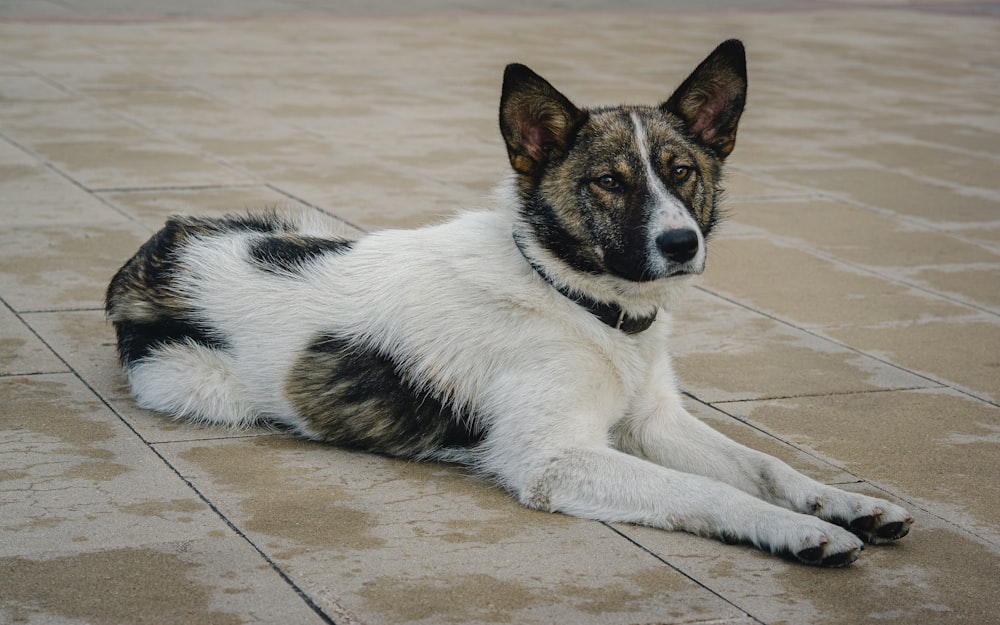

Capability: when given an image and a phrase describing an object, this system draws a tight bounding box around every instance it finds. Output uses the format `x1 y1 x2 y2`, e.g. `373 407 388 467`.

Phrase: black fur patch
520 194 605 276
114 318 227 366
106 212 304 366
285 334 482 458
183 211 300 235
249 236 353 275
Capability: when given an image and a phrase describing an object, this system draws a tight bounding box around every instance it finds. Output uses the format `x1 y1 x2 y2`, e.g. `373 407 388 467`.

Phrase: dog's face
500 40 747 284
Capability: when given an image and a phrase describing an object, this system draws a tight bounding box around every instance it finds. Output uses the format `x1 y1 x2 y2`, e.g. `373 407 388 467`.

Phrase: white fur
131 197 911 565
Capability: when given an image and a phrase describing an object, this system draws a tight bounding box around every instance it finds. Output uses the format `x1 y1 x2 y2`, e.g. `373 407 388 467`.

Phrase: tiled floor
2 2 998 624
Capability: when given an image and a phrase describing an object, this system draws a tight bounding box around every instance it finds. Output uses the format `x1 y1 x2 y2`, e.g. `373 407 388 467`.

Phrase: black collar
513 232 657 335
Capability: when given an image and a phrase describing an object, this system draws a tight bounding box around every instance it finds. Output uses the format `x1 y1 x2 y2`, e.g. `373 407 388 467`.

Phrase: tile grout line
4 296 343 625
2 63 267 196
600 522 766 625
729 232 1000 318
0 130 148 227
695 385 946 406
690 393 1000 549
691 284 1000 409
265 183 368 234
91 183 265 194
4 114 361 236
731 165 1000 242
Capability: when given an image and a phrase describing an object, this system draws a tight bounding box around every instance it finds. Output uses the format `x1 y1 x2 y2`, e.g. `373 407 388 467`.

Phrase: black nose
656 229 700 264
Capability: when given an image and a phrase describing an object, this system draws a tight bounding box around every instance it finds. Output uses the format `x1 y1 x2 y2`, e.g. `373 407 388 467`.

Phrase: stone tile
0 306 67 376
99 185 360 234
81 88 324 166
0 74 72 103
30 136 254 191
730 123 848 170
284 173 481 231
724 168 811 200
831 140 1000 190
911 266 1000 312
687 399 858 486
20 309 128 402
729 198 1000 270
722 388 1000 544
84 88 237 120
159 435 750 625
781 167 1000 225
0 374 228 555
0 221 149 312
0 538 327 625
0 138 34 166
879 120 1000 158
670 289 938 403
171 132 358 183
825 319 1000 402
699 237 976 329
950 223 1000 246
0 0 79 19
0 99 149 145
1 96 254 191
0 149 131 227
617 512 1000 625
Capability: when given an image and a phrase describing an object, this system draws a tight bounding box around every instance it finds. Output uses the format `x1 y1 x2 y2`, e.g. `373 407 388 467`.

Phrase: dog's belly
284 332 483 458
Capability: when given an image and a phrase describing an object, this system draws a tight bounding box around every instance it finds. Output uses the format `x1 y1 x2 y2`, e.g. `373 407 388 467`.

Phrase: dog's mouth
601 250 699 283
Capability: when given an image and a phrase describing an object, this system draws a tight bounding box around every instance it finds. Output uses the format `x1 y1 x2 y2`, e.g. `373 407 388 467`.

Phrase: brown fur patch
285 333 482 458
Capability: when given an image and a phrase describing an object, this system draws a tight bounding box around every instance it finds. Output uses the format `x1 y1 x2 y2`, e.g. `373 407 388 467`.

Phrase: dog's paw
790 523 864 567
843 505 914 545
760 515 865 567
806 490 913 545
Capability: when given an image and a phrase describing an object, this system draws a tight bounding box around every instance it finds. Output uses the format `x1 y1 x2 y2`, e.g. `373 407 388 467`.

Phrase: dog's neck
512 231 657 335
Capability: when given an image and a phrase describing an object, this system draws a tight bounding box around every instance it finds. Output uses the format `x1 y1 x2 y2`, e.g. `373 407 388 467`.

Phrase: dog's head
500 40 746 285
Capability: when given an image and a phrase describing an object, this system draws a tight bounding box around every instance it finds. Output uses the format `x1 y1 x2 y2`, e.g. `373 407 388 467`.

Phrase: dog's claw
836 508 913 545
794 543 861 567
875 519 912 541
821 547 861 567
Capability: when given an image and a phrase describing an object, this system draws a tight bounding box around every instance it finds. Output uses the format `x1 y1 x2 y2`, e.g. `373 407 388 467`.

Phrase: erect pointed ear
499 64 587 177
662 39 747 159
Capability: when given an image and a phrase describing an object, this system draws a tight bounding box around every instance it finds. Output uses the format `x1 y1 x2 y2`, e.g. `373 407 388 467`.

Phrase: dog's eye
671 166 694 183
594 175 623 191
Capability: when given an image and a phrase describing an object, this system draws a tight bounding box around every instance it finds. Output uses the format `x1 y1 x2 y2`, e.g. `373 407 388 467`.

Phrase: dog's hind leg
125 341 258 428
515 445 864 566
614 394 913 545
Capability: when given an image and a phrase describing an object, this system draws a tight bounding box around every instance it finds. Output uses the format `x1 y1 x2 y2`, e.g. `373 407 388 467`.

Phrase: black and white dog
107 40 912 566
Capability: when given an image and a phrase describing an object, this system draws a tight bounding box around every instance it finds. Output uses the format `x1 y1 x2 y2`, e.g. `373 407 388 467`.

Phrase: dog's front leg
513 445 864 566
615 386 913 546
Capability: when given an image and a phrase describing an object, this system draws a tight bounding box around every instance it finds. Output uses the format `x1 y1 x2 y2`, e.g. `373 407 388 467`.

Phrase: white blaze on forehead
629 112 687 223
630 111 707 275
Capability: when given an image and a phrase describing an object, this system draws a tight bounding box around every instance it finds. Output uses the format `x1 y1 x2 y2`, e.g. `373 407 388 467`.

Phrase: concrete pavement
1 1 998 623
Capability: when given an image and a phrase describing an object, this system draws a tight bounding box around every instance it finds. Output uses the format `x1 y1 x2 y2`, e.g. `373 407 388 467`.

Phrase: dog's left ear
499 64 587 177
662 39 747 159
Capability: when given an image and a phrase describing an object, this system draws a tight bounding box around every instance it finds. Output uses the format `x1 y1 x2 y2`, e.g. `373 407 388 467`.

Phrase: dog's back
105 208 560 459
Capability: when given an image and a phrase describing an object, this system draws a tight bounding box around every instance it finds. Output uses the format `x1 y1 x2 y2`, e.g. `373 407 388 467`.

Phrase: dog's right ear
499 64 586 177
662 39 747 160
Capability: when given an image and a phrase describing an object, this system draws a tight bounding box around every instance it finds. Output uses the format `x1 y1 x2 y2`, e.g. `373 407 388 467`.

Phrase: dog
106 40 912 566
